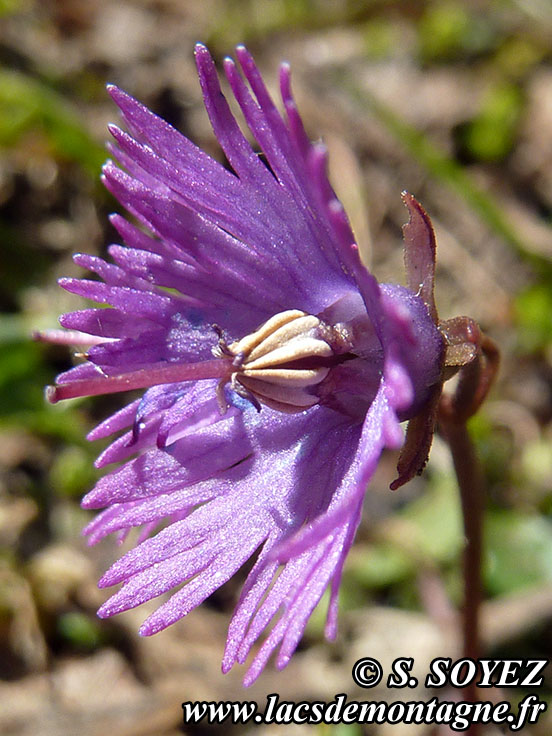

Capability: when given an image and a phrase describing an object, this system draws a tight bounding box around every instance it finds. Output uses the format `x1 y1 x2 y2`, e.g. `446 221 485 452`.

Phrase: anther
218 310 340 413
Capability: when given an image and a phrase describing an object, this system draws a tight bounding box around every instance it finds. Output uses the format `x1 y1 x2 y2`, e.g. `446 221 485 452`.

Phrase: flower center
214 310 353 413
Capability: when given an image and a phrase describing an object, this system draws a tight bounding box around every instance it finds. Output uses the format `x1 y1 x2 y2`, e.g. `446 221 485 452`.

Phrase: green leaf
347 542 412 589
49 446 98 498
418 2 496 62
347 472 463 591
461 83 523 162
514 283 552 352
399 471 463 563
57 612 103 650
484 511 552 595
0 68 105 177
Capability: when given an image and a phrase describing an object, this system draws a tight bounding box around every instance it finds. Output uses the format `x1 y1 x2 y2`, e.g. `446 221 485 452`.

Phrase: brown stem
442 419 484 666
437 415 484 736
437 338 499 736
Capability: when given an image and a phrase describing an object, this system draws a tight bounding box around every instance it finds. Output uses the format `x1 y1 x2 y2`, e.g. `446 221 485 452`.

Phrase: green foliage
362 18 397 60
57 612 104 650
347 471 462 591
0 225 51 303
0 69 105 177
460 82 523 162
400 471 463 562
514 283 552 352
468 413 514 490
0 339 45 416
0 0 23 18
484 511 552 595
327 725 363 736
49 446 98 498
494 35 546 80
348 542 413 589
0 333 88 445
520 439 552 499
419 2 495 63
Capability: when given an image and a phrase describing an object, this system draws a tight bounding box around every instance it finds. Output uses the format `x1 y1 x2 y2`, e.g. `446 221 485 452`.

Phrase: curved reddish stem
438 336 500 735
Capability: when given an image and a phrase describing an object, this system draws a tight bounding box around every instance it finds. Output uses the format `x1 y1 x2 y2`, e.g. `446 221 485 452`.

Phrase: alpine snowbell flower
45 45 448 685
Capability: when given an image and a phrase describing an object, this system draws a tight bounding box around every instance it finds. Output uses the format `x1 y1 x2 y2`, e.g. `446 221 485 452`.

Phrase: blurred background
1 0 552 734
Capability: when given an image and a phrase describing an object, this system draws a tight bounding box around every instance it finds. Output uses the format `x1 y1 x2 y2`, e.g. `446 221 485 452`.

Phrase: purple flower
45 44 445 685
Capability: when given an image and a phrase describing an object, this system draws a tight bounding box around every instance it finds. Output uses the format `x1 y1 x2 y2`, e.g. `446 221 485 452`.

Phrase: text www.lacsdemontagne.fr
182 692 546 731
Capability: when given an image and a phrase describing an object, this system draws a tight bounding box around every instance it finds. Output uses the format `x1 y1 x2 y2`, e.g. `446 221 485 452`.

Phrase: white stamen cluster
216 310 335 413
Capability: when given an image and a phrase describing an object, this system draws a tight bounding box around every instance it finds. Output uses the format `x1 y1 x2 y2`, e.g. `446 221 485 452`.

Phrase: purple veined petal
99 535 231 615
109 212 198 268
382 350 414 416
221 409 362 675
232 46 311 200
83 478 217 544
278 62 360 280
84 503 132 545
105 139 170 200
104 127 280 250
279 62 311 161
195 44 279 191
198 48 348 300
54 362 103 386
306 145 360 275
270 381 399 564
72 252 158 293
107 72 356 315
85 409 251 507
93 412 165 470
90 388 181 465
60 307 160 339
85 326 216 373
87 398 142 441
85 334 190 373
97 407 353 623
87 381 202 450
94 455 257 588
199 44 348 288
224 53 348 282
59 277 186 323
156 392 236 449
379 284 444 418
134 381 198 427
103 169 294 307
232 46 359 278
105 245 282 325
102 152 325 311
221 536 281 674
241 537 344 686
107 83 241 199
324 495 364 641
137 541 263 636
235 487 364 685
122 411 338 626
274 530 352 666
235 547 326 668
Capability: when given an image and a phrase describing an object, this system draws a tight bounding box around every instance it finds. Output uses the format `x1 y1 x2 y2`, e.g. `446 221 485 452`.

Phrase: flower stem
441 417 484 717
438 337 498 736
